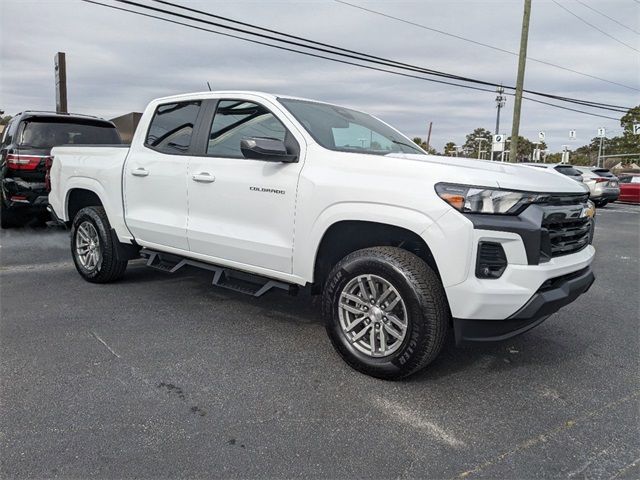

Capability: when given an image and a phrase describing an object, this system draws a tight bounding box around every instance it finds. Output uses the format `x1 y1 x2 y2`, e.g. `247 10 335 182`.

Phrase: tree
443 142 457 156
412 137 438 155
547 104 640 167
0 115 12 126
506 135 546 162
462 127 492 159
614 105 640 154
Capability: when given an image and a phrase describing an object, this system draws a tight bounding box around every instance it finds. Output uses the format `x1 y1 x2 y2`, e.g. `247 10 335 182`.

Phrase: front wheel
322 247 449 380
71 206 127 283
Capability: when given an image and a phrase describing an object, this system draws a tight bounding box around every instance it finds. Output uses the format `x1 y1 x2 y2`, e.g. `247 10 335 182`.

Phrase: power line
335 0 639 92
80 0 628 119
522 96 620 120
126 0 631 112
79 0 497 94
551 0 639 52
574 0 640 35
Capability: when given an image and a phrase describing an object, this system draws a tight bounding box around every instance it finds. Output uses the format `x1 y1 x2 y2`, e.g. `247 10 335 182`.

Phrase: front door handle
131 167 149 177
192 172 215 183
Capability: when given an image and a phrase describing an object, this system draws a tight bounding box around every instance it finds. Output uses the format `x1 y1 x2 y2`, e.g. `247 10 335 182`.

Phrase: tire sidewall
323 253 433 378
71 208 109 280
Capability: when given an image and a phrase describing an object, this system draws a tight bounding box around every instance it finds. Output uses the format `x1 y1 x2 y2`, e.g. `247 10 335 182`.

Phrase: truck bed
49 145 132 242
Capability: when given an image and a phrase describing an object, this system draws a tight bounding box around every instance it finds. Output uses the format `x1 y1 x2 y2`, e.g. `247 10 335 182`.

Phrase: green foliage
506 135 547 162
412 136 438 155
552 105 640 166
462 127 492 159
443 141 457 156
0 115 12 126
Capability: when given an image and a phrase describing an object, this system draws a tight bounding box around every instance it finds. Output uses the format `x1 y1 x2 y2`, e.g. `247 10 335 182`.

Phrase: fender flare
295 201 439 282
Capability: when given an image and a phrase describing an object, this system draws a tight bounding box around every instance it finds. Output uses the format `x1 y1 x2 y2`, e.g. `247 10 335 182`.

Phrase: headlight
584 200 596 218
435 183 543 215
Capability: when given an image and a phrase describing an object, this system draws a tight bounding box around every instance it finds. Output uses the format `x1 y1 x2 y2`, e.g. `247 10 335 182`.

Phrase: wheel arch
310 219 442 294
66 188 104 223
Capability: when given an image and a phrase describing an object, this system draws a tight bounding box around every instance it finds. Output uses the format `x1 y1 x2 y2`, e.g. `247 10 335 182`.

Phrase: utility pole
425 122 433 152
54 52 68 114
493 85 506 161
509 0 532 163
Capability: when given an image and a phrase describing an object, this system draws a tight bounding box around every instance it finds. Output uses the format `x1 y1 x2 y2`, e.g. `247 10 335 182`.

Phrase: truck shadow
118 264 583 382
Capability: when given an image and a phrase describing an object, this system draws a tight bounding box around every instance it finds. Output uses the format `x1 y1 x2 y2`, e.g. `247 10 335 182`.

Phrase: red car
618 174 640 204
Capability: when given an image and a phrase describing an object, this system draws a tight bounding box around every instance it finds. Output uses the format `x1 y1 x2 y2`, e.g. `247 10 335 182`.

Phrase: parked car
617 174 640 204
48 91 595 379
0 111 121 228
522 163 586 183
574 166 619 207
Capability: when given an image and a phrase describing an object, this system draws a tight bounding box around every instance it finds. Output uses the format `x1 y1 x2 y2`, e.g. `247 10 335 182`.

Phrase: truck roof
153 90 343 107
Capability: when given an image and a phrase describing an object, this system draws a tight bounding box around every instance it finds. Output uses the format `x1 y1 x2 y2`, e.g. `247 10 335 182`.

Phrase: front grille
538 193 589 206
543 217 591 257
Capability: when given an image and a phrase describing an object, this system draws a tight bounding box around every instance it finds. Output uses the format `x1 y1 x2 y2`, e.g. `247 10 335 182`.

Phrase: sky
1 0 638 152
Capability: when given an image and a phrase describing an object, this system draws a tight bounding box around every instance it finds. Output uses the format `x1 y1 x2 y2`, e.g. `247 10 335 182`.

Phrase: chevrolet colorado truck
48 91 595 379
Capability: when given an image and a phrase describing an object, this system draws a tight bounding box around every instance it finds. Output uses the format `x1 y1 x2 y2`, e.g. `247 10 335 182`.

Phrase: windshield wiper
391 140 421 152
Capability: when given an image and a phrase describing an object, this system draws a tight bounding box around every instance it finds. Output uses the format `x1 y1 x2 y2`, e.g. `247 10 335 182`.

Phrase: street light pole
476 138 487 160
493 86 506 161
509 0 532 163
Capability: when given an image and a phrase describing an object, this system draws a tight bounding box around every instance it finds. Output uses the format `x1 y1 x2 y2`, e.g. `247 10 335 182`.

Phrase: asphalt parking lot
1 203 639 479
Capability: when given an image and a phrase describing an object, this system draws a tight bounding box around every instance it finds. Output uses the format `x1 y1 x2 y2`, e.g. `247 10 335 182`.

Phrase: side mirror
240 137 297 163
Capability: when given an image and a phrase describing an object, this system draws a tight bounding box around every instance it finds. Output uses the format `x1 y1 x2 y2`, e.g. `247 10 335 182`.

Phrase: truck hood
386 153 589 194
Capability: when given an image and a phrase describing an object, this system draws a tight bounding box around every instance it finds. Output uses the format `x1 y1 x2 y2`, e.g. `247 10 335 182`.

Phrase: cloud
1 0 637 152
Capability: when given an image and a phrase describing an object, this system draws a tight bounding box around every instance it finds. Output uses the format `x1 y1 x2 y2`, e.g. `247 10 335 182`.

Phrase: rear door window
18 119 121 149
145 101 201 154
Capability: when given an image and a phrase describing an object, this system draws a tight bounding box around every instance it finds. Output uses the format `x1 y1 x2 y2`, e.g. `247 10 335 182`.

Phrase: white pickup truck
49 91 595 379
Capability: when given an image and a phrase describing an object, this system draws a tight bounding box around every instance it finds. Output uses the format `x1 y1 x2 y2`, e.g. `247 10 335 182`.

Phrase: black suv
0 112 121 228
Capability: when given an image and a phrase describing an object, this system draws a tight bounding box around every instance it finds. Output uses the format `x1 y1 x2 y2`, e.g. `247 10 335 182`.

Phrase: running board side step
140 249 293 297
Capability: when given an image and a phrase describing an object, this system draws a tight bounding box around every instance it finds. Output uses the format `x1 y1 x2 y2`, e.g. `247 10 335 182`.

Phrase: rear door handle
131 167 149 177
192 172 215 183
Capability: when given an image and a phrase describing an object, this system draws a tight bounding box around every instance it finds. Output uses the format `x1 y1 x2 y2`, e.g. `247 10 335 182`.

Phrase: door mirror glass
240 137 297 162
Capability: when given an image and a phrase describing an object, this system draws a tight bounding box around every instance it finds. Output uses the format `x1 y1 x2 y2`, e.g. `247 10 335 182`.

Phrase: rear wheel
71 206 127 283
322 247 448 380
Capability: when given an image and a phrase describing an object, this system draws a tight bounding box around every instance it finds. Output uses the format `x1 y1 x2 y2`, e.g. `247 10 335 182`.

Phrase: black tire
71 206 127 283
322 246 448 380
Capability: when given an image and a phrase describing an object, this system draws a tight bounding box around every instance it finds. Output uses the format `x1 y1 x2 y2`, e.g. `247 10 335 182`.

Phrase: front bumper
453 265 594 343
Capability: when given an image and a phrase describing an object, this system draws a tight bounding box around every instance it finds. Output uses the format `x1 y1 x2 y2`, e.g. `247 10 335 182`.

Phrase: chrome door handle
131 167 149 177
192 172 215 183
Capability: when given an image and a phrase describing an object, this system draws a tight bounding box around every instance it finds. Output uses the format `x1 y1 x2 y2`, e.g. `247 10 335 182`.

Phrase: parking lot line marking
608 456 640 480
90 330 121 358
373 397 465 448
455 390 640 479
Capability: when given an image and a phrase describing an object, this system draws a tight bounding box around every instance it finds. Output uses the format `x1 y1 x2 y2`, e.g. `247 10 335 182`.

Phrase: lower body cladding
429 198 596 345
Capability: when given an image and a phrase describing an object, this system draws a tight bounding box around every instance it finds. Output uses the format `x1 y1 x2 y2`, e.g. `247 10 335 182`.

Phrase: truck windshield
19 119 121 149
278 98 423 156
